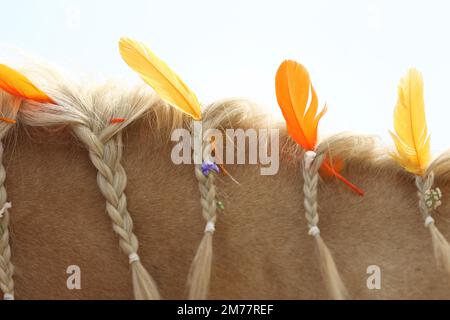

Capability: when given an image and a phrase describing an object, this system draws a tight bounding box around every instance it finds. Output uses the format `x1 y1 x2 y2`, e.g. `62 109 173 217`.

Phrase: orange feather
111 118 126 124
0 64 54 104
0 117 16 124
275 60 326 150
275 60 364 196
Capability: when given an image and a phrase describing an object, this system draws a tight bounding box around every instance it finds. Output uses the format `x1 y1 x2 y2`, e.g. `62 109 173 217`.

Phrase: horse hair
302 151 348 299
0 94 20 300
1 63 450 299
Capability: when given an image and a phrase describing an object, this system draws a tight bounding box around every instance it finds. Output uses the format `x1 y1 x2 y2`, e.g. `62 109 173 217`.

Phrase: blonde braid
73 124 160 300
416 174 434 221
188 140 218 300
0 97 19 300
302 151 348 300
303 152 323 232
0 140 14 300
416 173 450 276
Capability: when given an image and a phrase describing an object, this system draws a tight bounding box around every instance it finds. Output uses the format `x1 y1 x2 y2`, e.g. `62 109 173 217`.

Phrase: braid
0 140 14 300
416 173 450 276
73 124 160 300
196 142 217 225
302 151 348 300
0 97 19 300
188 139 218 299
303 152 323 232
415 173 434 221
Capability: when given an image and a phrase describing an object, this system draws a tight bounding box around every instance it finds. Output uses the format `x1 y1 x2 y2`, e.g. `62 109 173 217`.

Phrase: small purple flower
202 161 220 176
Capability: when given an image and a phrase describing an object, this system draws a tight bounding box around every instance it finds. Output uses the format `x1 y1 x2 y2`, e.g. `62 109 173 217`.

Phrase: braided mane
1 64 450 299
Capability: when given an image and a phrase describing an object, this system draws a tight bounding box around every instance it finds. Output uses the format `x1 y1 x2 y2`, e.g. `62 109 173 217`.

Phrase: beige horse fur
1 67 450 299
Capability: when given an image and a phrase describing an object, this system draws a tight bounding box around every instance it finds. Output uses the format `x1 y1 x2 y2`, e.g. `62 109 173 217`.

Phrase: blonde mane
1 63 450 299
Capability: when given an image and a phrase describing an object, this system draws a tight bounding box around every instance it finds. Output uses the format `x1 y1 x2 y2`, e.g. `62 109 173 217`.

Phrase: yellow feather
119 37 202 120
390 69 431 176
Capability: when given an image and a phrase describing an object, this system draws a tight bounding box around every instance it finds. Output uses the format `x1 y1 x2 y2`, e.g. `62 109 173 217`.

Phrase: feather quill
119 37 202 120
275 60 363 196
390 69 430 176
0 64 54 104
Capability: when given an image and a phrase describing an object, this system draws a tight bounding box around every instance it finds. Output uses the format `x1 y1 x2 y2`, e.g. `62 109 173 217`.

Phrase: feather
390 69 431 176
275 60 325 150
275 60 364 196
0 117 16 124
0 64 54 104
119 37 202 120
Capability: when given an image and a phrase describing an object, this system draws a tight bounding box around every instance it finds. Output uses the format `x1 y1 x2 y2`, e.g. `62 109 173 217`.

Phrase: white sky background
1 0 449 152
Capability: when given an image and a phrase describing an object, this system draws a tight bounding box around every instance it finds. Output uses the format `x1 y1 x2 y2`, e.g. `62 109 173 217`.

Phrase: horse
1 66 450 300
